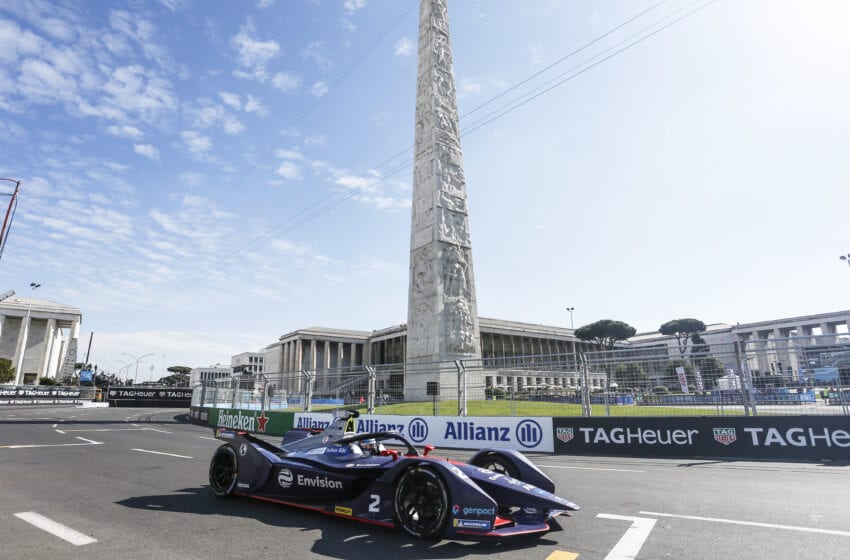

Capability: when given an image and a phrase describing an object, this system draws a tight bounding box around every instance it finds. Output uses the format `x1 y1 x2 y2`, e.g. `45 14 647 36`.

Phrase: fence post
231 376 239 409
456 360 467 417
365 366 376 415
301 370 314 412
580 353 591 417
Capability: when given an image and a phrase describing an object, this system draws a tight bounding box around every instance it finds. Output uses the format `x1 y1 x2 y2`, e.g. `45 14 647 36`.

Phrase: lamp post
15 282 41 384
121 352 153 385
114 360 132 385
841 254 850 270
565 307 575 330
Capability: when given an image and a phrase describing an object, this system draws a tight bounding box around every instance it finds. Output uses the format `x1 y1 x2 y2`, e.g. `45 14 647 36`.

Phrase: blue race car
208 410 579 540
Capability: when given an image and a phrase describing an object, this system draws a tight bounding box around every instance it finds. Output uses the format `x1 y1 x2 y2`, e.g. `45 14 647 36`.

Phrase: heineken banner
552 416 850 461
107 387 193 407
190 407 295 436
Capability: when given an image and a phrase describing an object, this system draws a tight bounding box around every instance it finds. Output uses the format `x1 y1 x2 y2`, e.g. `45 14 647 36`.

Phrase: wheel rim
396 468 448 537
476 454 517 478
209 447 237 494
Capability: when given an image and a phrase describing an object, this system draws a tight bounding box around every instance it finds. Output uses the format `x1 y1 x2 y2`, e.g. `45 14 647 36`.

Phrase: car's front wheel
470 451 519 479
208 445 238 497
393 466 449 539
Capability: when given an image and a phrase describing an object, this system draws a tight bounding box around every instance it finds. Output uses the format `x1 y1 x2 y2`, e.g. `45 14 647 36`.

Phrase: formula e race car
207 410 579 540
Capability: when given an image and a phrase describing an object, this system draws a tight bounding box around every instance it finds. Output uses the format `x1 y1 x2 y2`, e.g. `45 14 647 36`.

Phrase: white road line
598 514 657 560
132 448 193 459
51 423 58 428
639 511 850 537
62 428 150 432
145 427 171 433
14 512 97 546
198 436 218 440
55 429 66 434
538 464 645 473
0 439 103 449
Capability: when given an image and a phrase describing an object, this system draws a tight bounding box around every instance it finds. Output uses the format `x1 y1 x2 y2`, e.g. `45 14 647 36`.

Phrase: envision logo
408 417 429 443
515 419 543 448
278 468 294 488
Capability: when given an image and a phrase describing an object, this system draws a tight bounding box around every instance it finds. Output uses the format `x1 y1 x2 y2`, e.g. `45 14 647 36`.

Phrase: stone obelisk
406 0 481 399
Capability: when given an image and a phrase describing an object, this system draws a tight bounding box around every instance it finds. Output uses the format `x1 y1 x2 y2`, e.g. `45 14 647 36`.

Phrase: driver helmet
360 438 377 454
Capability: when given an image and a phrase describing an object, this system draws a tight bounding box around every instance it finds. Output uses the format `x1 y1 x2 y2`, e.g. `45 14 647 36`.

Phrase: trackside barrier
189 405 850 461
0 385 91 405
552 416 850 461
106 387 192 407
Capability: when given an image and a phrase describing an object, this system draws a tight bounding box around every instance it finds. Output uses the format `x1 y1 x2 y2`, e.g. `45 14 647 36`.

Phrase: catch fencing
192 337 850 418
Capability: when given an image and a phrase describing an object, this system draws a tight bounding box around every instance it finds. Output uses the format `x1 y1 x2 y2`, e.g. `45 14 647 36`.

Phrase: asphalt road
1 406 849 560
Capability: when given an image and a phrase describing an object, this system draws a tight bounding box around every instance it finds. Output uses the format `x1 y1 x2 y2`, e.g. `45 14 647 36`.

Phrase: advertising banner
106 387 192 407
0 385 83 405
206 408 294 435
675 366 689 394
552 416 850 461
293 413 554 452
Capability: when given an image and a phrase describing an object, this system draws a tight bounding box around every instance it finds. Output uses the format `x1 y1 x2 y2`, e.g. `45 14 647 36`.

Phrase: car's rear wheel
470 451 519 479
209 445 238 497
393 466 449 539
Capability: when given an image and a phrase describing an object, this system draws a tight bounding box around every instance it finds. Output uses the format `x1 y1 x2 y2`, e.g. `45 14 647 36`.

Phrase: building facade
0 296 81 385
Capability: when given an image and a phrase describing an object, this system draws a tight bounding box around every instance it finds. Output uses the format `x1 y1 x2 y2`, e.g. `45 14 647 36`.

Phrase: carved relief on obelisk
406 0 481 375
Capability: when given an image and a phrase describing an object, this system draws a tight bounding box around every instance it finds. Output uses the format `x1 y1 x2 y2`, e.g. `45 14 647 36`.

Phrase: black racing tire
470 451 520 479
393 466 450 539
209 445 238 497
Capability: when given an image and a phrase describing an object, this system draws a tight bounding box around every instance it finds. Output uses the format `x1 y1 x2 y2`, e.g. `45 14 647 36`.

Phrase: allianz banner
293 413 554 452
552 416 850 461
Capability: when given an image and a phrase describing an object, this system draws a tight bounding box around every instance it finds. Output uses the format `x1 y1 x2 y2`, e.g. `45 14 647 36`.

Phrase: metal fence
192 337 850 417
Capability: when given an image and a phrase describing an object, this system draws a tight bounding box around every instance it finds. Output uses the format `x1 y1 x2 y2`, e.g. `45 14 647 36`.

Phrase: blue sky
1 0 849 381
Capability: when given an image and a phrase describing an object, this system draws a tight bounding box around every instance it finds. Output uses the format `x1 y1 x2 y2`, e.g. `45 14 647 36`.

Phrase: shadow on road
116 486 563 559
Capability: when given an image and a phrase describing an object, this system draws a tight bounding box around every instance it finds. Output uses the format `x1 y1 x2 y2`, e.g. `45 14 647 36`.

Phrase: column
14 315 31 384
39 319 56 378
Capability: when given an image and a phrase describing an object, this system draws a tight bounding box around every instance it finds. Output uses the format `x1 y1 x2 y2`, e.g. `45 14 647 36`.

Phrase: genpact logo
452 504 460 515
515 419 543 448
408 417 429 443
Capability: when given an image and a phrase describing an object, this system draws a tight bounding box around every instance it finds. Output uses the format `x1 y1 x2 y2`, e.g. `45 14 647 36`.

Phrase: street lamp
114 360 132 384
565 307 575 330
840 254 850 269
15 282 41 384
121 352 154 385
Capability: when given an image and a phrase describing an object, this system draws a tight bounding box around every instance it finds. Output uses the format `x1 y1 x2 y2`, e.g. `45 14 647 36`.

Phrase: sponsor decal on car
334 506 353 516
278 468 294 488
237 482 250 489
239 443 248 456
460 506 496 517
296 474 343 489
556 427 574 443
452 504 460 515
713 427 737 446
325 445 351 456
217 429 235 439
452 519 491 530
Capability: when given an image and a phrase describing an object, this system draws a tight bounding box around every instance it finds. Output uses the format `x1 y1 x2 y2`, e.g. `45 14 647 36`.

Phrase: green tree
575 319 637 392
38 377 59 385
167 366 192 375
613 362 649 388
0 358 15 383
659 318 707 356
695 356 727 389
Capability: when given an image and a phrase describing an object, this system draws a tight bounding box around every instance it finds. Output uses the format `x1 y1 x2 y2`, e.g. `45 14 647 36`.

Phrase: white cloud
530 44 544 64
301 41 333 72
181 130 212 159
108 125 143 139
275 148 304 160
231 21 280 80
457 76 507 99
189 101 245 135
244 94 268 116
343 0 366 15
272 71 301 94
180 171 204 187
304 134 328 148
219 91 241 110
275 161 301 181
394 37 414 57
133 143 160 159
310 81 329 97
256 0 276 8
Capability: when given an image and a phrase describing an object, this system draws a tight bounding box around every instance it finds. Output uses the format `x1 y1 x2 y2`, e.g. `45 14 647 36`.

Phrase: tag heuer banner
552 416 850 461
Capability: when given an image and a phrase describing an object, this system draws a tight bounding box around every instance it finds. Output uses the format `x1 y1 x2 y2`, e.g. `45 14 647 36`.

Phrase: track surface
1 406 848 560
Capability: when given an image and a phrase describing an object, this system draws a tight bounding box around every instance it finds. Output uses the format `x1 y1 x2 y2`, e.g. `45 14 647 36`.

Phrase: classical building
189 364 231 385
0 296 81 385
230 352 265 375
